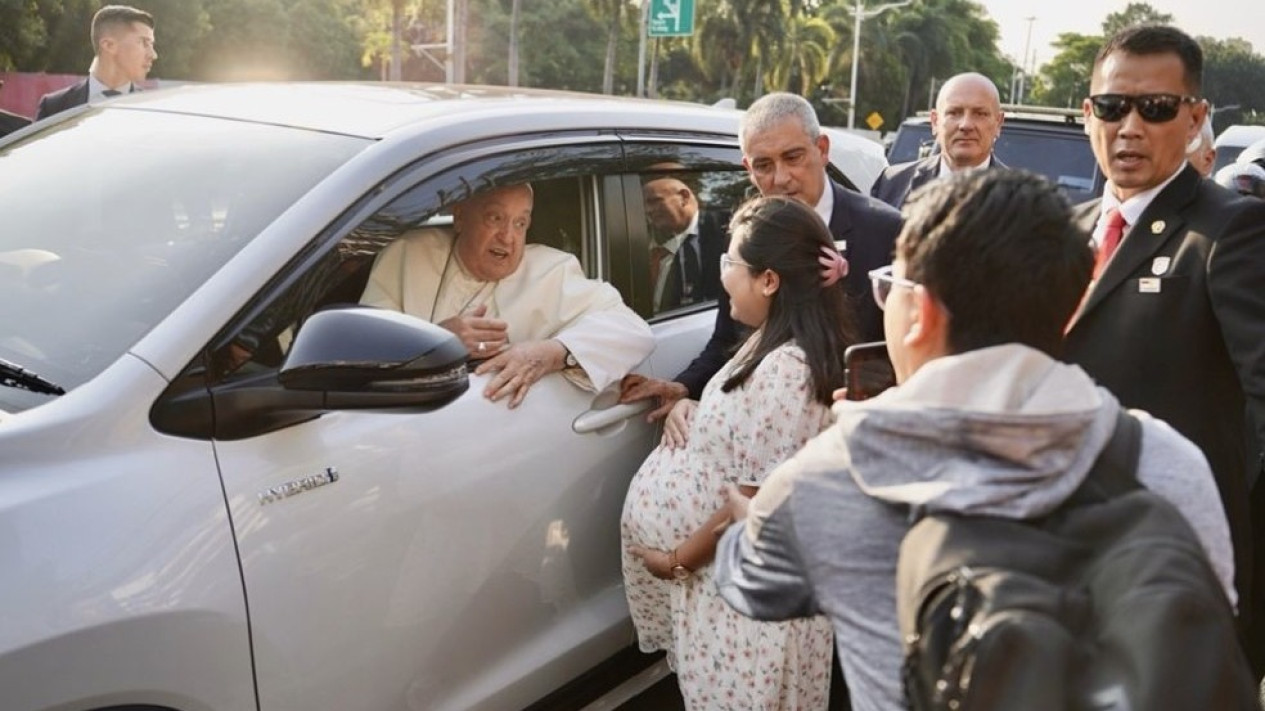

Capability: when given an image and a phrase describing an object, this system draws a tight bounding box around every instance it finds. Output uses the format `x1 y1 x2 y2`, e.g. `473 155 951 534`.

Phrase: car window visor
0 358 66 396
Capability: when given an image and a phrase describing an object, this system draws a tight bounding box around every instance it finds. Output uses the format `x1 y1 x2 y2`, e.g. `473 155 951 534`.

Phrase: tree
587 0 628 95
1029 32 1099 109
1200 36 1265 131
0 0 49 72
766 13 835 96
1101 2 1172 36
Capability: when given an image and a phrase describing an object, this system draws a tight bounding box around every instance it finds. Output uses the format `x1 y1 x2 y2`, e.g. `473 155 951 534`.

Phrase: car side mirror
280 307 468 403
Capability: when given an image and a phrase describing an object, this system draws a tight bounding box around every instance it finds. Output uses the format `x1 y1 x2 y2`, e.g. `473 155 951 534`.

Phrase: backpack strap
1062 410 1143 507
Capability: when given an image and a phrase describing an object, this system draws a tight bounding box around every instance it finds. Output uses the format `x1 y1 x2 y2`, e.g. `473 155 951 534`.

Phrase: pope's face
452 185 533 282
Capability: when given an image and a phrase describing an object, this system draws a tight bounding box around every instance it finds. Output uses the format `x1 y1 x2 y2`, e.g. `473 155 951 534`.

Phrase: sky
974 0 1265 70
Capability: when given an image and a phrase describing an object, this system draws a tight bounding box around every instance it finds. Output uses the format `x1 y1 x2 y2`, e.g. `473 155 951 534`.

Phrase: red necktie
649 244 670 290
1094 208 1127 279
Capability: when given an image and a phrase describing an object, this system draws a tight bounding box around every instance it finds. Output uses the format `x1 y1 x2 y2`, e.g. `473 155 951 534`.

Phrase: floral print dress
621 338 835 710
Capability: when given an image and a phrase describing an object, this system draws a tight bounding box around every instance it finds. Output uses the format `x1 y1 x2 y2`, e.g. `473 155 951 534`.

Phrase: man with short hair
36 5 157 121
1063 24 1265 672
870 72 1007 208
621 92 901 420
713 169 1235 710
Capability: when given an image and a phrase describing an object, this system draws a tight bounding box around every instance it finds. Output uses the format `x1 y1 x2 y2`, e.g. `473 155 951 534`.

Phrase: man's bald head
931 72 1004 171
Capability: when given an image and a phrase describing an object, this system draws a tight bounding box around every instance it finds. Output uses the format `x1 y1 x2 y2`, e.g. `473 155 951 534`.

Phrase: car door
199 136 673 710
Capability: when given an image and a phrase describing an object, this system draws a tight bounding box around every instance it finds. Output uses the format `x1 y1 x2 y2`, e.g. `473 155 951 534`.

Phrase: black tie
679 234 701 304
102 89 122 98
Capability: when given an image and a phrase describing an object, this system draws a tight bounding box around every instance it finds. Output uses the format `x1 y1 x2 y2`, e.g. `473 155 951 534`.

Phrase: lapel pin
1150 220 1165 234
1151 256 1171 275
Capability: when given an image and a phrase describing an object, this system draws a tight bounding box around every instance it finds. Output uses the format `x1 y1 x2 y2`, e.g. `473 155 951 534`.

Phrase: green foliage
1029 32 1100 109
0 0 49 71
8 0 1255 138
1101 2 1172 36
1199 36 1265 132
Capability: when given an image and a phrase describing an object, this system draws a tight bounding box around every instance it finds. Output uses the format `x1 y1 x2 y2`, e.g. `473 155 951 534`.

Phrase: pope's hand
439 305 509 357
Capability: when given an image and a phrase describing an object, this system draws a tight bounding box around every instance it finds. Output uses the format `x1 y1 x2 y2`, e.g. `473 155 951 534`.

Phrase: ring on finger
477 341 487 353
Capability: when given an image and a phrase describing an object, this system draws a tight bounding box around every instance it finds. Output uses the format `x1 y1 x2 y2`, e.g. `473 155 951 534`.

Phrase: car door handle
572 400 652 434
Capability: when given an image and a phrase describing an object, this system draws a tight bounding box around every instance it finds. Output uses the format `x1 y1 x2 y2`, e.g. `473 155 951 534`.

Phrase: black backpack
897 412 1260 711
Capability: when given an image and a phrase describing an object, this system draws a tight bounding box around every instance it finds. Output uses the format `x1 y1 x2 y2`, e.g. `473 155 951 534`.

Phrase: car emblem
1150 257 1170 275
258 467 340 505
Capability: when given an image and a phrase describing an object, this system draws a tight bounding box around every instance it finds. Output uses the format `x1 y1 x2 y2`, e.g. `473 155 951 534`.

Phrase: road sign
648 0 695 37
866 112 884 131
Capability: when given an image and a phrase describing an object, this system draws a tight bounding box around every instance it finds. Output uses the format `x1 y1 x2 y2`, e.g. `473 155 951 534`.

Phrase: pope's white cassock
361 228 653 392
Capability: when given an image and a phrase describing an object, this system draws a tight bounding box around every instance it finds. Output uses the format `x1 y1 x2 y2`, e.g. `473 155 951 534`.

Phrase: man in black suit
622 90 901 420
35 5 156 121
1063 24 1265 673
641 173 725 314
871 72 1007 209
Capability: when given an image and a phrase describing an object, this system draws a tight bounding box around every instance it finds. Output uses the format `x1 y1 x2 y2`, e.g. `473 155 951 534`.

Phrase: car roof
111 82 720 137
1214 124 1265 149
94 82 886 190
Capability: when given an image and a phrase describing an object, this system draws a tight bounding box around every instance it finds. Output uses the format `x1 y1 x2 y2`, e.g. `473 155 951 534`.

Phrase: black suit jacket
659 212 726 312
870 155 1008 209
35 79 90 121
0 109 31 138
674 182 902 398
1064 165 1265 610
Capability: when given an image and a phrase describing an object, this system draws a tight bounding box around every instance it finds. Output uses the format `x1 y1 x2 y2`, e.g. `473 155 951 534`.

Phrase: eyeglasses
1088 93 1200 124
720 253 754 271
868 265 918 309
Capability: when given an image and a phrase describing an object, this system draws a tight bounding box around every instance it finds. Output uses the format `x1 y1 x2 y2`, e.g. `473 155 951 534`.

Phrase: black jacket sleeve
673 288 743 399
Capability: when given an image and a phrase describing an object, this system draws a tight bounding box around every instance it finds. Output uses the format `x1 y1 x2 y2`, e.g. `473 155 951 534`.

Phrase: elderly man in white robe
361 183 653 408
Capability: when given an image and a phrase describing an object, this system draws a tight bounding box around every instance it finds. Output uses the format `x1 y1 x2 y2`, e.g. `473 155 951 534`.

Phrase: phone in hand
843 341 896 401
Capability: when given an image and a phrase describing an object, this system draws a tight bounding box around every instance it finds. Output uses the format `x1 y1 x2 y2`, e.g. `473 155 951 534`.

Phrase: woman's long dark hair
721 196 857 405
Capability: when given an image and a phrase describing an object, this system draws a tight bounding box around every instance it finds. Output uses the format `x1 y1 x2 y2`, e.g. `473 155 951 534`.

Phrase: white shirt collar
87 71 135 103
1094 162 1187 245
937 155 991 178
812 172 833 227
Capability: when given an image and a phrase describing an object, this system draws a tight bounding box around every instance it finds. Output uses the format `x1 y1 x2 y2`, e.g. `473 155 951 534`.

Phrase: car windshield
0 109 368 411
993 130 1100 204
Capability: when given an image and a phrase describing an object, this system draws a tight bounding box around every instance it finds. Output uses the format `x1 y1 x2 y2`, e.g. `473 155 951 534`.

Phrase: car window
0 110 367 407
208 141 623 383
615 142 748 320
632 167 748 320
993 129 1100 204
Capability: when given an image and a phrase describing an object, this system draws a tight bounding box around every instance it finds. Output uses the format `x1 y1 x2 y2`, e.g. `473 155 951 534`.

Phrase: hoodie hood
834 343 1120 519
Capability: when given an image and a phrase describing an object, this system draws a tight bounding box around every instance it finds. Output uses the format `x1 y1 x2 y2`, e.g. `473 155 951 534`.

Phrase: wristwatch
669 548 691 580
559 341 578 368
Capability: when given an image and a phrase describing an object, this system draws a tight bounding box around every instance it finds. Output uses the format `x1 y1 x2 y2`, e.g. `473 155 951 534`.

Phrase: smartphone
843 341 896 401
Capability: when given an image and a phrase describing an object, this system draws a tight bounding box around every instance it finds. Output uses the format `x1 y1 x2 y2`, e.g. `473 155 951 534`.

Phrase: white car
0 83 885 711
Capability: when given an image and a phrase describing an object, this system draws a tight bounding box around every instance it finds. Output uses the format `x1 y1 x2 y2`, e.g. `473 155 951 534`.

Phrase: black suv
885 106 1105 205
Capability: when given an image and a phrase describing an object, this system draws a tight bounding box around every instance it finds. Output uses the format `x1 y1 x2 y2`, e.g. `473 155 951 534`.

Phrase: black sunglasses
1088 93 1200 123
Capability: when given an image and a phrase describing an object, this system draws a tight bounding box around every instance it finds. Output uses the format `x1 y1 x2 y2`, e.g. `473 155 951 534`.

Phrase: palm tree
766 13 835 95
508 0 522 86
588 0 627 94
692 0 785 103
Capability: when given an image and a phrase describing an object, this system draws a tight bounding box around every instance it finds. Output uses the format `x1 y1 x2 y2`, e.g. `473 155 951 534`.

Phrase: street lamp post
848 0 914 130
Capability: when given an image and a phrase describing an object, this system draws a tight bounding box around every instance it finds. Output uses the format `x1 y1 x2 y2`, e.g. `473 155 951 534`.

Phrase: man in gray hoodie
713 169 1236 711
